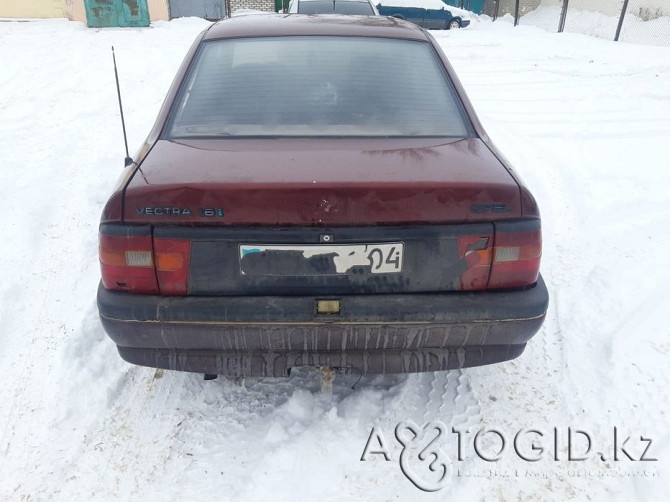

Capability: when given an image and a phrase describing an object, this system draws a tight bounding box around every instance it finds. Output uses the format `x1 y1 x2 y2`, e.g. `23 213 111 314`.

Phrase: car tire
449 19 460 29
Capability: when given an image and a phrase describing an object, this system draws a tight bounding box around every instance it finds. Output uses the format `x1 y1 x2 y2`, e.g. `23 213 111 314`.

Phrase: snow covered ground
1 14 669 501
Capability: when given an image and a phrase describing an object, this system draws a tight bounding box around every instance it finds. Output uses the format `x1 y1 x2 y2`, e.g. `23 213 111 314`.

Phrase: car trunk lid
122 137 521 226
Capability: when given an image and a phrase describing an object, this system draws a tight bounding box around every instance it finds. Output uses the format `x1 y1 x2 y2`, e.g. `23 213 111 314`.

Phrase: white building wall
231 0 275 12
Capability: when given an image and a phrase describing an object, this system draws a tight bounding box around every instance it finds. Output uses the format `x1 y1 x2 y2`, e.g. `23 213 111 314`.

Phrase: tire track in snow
421 370 482 431
52 368 189 501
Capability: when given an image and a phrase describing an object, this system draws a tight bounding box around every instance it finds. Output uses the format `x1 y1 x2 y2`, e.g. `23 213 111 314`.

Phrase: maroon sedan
97 14 548 377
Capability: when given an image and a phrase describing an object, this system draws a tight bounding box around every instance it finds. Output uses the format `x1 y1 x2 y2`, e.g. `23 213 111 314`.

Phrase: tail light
458 235 493 291
154 238 191 296
99 226 158 294
488 221 542 289
458 220 542 291
99 225 191 296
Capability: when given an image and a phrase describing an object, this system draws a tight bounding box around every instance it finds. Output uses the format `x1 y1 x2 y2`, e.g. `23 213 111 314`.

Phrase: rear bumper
97 276 548 376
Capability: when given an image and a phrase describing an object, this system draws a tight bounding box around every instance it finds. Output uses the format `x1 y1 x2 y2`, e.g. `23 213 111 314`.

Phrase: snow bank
521 4 619 38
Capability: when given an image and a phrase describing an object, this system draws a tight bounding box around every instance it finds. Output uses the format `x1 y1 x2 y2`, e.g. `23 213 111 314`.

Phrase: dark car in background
97 15 547 378
377 3 469 29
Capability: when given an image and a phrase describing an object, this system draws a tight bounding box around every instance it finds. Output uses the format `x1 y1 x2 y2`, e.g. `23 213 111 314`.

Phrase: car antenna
111 46 133 167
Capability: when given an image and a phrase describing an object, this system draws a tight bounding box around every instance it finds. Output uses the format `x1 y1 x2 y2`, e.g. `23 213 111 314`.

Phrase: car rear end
97 16 548 377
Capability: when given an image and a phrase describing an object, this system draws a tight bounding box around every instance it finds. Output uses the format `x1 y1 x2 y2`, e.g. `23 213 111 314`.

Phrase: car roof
203 14 429 42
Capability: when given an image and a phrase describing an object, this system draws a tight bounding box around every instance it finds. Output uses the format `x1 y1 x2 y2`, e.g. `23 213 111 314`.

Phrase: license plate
239 243 404 275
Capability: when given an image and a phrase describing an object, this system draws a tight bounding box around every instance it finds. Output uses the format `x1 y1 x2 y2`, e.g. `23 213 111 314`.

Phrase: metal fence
486 0 670 47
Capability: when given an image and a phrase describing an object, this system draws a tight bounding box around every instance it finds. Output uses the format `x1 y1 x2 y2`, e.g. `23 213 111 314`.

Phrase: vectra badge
135 206 192 216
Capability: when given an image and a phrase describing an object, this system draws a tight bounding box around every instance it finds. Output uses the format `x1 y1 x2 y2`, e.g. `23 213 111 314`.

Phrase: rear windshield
167 36 472 138
298 1 375 14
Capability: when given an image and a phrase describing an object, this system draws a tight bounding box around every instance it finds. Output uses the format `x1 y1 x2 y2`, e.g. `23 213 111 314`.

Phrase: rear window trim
160 35 477 141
